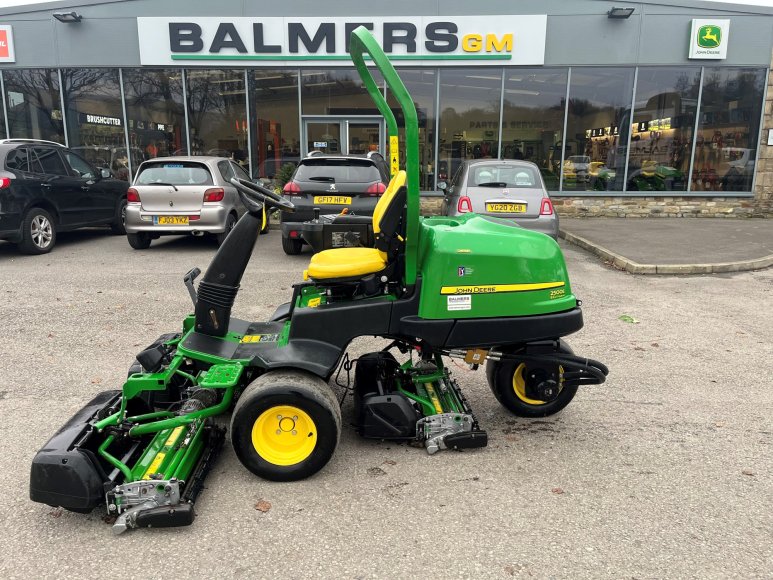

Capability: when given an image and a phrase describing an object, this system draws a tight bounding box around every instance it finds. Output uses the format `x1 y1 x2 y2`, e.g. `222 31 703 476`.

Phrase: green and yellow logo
697 25 722 49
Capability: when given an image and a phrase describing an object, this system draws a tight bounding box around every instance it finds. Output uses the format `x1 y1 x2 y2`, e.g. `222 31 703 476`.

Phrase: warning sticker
241 334 279 343
447 295 472 311
390 135 399 176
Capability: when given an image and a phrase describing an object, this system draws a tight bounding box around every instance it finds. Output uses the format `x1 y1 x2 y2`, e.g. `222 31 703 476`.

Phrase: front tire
230 370 341 481
486 342 578 418
19 207 56 255
127 232 151 249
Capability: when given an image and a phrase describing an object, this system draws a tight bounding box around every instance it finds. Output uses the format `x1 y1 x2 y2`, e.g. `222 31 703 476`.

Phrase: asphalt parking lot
0 230 771 579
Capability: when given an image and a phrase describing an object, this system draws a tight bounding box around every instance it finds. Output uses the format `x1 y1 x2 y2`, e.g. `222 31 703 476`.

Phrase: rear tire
109 199 127 235
19 207 56 255
216 213 238 246
230 370 341 481
282 235 303 255
486 342 578 418
127 232 151 250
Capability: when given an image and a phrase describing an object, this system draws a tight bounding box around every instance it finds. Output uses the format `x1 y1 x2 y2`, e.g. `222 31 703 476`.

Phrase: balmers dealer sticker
137 16 546 66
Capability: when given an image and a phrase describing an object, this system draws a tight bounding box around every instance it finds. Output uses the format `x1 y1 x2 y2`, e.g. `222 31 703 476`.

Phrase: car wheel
109 199 127 235
127 232 152 250
19 208 57 255
282 235 303 255
216 213 238 246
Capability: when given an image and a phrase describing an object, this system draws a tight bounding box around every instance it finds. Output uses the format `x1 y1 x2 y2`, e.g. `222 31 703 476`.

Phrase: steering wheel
230 177 295 215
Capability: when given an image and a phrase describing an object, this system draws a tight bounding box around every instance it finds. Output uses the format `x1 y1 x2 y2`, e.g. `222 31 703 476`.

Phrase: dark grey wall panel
54 18 140 66
1 20 57 67
546 15 642 66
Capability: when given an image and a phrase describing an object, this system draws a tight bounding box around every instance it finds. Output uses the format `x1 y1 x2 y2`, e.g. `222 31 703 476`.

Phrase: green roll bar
349 26 420 288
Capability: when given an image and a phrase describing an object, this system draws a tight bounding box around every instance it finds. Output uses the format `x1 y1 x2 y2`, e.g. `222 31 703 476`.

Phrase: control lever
313 207 320 221
184 267 201 307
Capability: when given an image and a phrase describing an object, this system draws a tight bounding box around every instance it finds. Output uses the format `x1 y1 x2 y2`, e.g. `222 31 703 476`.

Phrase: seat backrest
373 170 406 235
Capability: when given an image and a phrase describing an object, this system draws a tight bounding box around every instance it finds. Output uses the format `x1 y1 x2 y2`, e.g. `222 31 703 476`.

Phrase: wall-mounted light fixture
53 12 83 23
607 7 635 19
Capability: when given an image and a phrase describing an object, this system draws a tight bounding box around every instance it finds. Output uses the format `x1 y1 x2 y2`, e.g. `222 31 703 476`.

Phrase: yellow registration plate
154 215 189 225
486 203 526 213
313 196 352 205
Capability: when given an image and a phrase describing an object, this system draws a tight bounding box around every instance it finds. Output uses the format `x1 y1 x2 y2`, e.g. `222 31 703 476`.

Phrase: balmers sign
137 16 546 66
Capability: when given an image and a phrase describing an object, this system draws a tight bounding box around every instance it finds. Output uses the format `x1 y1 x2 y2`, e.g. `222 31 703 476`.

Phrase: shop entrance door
302 117 385 157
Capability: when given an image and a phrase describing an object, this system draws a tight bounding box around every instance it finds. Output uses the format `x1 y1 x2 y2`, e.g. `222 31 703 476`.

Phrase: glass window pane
3 69 64 143
301 69 384 115
62 69 130 180
502 68 567 191
388 68 436 190
186 69 248 165
123 68 188 168
62 150 96 179
250 70 300 179
32 146 67 176
627 67 700 192
438 68 502 186
564 67 634 191
691 67 765 193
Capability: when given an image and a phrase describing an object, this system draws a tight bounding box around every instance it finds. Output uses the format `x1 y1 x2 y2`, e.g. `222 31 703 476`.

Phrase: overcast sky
0 0 772 6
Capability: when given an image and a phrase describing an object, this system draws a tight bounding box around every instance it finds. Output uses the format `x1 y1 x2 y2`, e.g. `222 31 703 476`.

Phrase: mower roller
30 28 607 534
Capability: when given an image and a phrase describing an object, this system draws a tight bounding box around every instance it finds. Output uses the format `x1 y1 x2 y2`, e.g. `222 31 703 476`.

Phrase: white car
125 156 265 249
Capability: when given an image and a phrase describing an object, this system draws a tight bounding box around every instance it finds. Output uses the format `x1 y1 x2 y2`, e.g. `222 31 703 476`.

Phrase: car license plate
486 203 526 213
154 215 189 225
313 196 352 205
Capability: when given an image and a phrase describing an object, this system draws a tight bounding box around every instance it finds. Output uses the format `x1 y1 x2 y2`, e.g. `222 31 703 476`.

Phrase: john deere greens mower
30 28 607 534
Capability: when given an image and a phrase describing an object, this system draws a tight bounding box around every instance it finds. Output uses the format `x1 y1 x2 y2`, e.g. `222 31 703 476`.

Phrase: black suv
279 151 390 254
0 139 129 254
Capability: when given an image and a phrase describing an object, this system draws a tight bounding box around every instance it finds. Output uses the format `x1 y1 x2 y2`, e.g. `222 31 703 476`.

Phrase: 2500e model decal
440 282 565 295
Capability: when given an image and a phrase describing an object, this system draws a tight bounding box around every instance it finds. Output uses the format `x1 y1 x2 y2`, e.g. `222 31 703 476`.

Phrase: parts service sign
689 19 730 60
137 17 546 66
0 25 15 63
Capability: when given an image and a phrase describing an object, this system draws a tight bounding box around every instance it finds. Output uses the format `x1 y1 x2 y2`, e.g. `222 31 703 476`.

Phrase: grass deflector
30 28 608 534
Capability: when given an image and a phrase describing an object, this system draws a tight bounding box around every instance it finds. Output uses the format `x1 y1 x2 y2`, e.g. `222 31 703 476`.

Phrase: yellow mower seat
305 170 406 280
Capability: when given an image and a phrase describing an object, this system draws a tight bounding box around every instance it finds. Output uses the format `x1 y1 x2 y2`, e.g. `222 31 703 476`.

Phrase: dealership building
1 0 772 217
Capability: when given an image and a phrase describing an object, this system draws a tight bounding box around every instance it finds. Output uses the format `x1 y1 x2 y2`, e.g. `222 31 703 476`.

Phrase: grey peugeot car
125 156 265 249
440 159 559 239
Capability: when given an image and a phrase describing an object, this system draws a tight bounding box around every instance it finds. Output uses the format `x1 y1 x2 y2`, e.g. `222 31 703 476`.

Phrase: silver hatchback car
440 159 559 239
125 156 258 249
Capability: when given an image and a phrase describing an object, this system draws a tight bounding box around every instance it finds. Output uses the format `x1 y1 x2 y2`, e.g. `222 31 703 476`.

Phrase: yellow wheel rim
512 363 546 405
252 405 317 466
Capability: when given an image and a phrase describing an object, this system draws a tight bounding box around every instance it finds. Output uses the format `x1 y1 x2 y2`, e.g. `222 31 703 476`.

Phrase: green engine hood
416 214 576 319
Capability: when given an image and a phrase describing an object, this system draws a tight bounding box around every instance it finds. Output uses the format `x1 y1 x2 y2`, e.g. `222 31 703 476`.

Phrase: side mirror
437 181 447 192
101 168 113 179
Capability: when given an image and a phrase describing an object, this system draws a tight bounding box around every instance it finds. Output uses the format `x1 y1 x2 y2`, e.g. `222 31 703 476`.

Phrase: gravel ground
0 229 770 579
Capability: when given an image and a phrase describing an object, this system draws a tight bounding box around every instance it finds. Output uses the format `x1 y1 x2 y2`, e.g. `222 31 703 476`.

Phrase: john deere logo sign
689 19 729 59
697 25 721 49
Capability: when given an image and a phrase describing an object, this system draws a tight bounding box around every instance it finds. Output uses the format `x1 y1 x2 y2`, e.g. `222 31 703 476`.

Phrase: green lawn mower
30 28 607 534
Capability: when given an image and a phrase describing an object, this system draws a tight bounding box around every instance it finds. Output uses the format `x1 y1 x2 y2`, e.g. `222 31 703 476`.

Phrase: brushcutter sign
137 16 546 66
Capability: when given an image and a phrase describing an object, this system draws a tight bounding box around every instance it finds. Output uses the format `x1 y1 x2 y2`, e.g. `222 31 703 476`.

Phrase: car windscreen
135 161 214 186
294 159 381 183
469 165 541 188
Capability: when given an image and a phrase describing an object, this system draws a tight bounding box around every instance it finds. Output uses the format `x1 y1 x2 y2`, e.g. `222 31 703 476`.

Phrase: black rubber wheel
230 370 341 482
19 207 56 255
127 232 152 249
216 213 238 246
260 208 270 235
109 199 127 235
486 341 578 418
281 235 303 255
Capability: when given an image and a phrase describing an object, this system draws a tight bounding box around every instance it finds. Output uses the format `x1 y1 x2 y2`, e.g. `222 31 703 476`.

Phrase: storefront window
387 68 437 190
438 68 502 184
3 69 64 143
250 70 300 179
62 69 133 181
0 80 6 139
123 68 188 169
564 67 634 192
690 67 765 193
627 67 700 192
501 68 567 191
186 69 249 170
301 69 384 115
